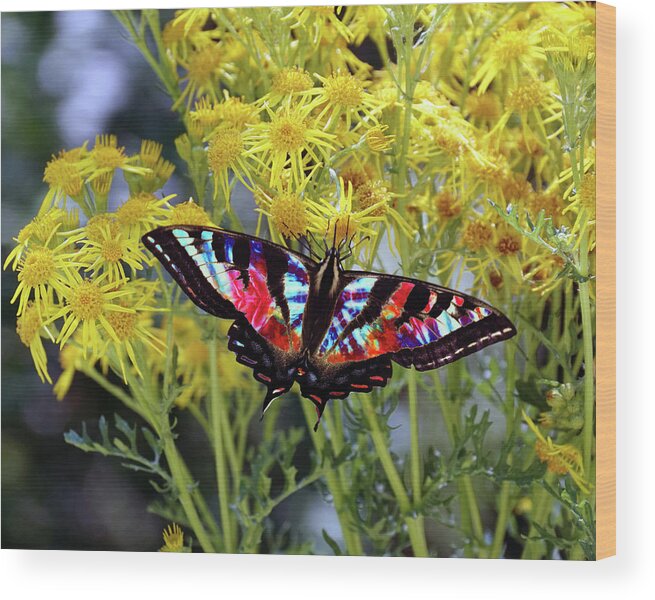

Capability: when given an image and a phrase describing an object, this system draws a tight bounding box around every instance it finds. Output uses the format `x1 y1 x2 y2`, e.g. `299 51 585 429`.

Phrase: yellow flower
247 102 336 187
523 411 591 494
167 199 214 227
11 239 80 317
79 135 149 194
50 272 134 355
206 128 253 202
212 94 260 132
271 67 314 97
189 97 222 132
365 125 395 152
101 282 165 381
265 191 309 240
16 302 53 383
77 223 148 283
115 192 172 237
160 523 186 552
472 28 546 93
42 148 85 202
310 70 380 129
309 177 410 247
176 43 226 110
3 207 79 270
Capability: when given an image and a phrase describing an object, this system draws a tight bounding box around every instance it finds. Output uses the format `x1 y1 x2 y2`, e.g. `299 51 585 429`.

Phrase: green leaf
321 529 343 556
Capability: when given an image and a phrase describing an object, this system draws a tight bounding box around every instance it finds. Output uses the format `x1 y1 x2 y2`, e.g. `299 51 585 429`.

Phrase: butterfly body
143 225 516 429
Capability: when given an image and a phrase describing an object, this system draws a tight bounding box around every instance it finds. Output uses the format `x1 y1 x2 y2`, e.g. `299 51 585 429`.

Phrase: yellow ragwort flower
523 410 591 494
167 199 214 227
160 523 186 552
266 191 309 239
51 272 134 355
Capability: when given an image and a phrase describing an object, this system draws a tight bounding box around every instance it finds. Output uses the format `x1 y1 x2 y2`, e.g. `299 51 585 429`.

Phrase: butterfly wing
317 272 516 370
142 225 316 407
297 271 516 425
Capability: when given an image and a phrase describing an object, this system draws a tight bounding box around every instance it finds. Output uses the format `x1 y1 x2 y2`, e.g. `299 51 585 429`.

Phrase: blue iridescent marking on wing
319 276 377 354
224 236 234 263
285 254 309 339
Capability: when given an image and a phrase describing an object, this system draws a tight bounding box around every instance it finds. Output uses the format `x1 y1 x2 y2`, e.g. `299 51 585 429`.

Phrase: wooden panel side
595 1 616 560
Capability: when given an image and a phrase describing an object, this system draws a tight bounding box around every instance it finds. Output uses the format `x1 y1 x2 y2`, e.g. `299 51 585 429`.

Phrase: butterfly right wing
317 272 516 371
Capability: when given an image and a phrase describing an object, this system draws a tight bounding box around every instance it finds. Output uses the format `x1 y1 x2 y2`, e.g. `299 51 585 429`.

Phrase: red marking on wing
326 282 414 364
225 249 293 352
453 295 464 307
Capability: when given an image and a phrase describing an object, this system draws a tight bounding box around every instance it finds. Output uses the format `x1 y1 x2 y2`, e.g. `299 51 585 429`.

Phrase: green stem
301 401 363 556
161 431 217 553
432 372 485 555
521 477 554 560
209 333 236 553
489 480 511 558
360 395 429 557
408 372 422 502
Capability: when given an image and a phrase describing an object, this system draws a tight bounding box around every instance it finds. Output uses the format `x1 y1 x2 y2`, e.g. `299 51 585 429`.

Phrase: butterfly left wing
142 225 316 410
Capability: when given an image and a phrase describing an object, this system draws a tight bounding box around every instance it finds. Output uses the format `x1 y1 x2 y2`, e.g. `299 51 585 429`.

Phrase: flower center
323 73 364 109
92 135 126 169
69 281 104 321
505 81 548 112
496 233 521 256
20 248 56 287
269 192 308 238
101 239 124 263
462 220 492 252
43 158 83 196
355 181 389 216
269 117 307 153
169 200 212 226
207 130 243 171
435 191 461 219
105 310 137 340
272 67 313 95
116 194 154 225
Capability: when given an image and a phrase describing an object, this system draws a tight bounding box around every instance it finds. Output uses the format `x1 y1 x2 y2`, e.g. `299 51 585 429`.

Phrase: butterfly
142 225 516 430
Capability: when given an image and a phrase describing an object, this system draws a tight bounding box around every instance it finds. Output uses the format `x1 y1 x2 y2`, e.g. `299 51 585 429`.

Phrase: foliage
5 3 597 558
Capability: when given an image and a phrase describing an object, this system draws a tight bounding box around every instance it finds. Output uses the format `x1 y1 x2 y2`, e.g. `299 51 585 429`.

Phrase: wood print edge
595 1 616 560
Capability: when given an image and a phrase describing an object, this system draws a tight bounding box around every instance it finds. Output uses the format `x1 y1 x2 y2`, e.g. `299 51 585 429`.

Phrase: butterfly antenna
306 230 322 259
331 217 338 251
296 235 316 258
338 215 350 253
